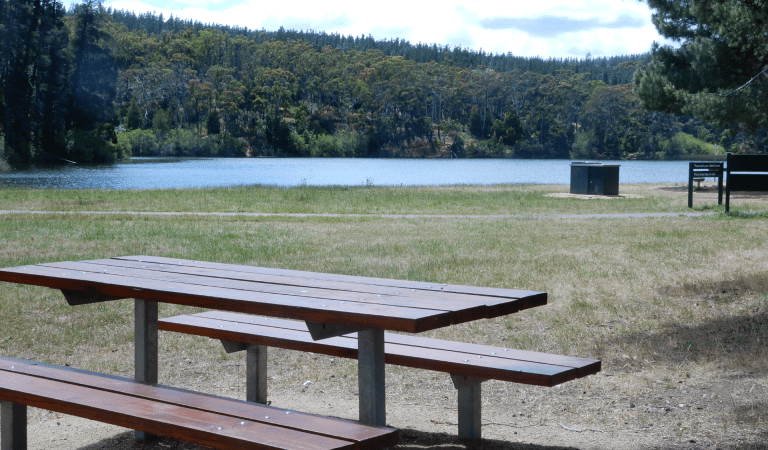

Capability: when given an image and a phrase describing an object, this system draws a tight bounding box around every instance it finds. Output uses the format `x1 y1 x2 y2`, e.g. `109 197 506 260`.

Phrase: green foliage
468 107 488 139
636 0 768 131
117 129 158 156
125 104 143 130
65 128 118 163
571 131 599 159
0 0 120 165
490 111 524 146
152 108 173 133
658 132 716 159
159 129 215 156
465 138 509 158
69 1 118 131
119 129 246 157
309 130 365 157
206 111 221 135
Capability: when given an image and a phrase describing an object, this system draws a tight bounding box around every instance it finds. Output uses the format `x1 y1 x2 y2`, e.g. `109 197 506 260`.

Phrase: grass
1 183 768 448
3 182 762 215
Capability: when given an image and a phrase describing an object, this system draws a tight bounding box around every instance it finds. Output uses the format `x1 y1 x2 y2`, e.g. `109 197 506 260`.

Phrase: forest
1 0 766 165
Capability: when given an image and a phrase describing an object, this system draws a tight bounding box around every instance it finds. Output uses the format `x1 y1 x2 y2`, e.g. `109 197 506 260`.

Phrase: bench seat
159 311 601 439
0 356 398 450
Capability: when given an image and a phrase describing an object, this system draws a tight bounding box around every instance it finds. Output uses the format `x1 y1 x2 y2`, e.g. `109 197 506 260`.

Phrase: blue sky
104 0 672 58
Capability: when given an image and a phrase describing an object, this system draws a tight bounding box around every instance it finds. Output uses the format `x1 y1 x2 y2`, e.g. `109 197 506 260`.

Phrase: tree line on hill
1 1 765 165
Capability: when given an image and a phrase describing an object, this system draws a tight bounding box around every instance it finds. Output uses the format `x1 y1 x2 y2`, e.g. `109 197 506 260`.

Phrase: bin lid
570 162 620 167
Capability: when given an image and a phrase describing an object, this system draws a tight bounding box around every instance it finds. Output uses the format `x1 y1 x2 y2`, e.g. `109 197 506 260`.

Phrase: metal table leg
1 401 26 450
358 329 386 426
135 299 158 440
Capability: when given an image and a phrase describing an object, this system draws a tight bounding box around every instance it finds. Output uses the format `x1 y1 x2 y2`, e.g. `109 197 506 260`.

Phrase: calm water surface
0 158 703 189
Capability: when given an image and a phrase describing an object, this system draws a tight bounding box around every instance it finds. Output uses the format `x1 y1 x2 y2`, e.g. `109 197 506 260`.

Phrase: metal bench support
451 374 486 439
221 341 269 404
246 344 268 404
1 401 27 450
134 299 158 440
358 329 386 427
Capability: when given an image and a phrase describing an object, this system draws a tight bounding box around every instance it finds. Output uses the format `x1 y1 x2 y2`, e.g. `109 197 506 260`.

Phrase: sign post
688 162 724 208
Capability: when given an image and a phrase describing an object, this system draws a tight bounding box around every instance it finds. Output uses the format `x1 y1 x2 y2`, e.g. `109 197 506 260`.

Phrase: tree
2 0 39 164
33 0 70 158
635 0 768 130
490 110 524 146
69 0 118 133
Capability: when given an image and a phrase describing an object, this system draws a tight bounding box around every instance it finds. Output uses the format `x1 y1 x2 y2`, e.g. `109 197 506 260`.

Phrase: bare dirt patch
544 193 645 200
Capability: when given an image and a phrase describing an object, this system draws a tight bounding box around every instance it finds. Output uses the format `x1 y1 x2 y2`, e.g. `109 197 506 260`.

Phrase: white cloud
105 0 672 58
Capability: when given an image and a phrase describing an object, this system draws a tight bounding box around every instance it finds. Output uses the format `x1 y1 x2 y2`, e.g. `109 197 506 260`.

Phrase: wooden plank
43 260 489 322
115 256 544 302
78 259 547 324
86 258 494 303
159 313 598 386
91 258 545 320
0 369 355 450
160 315 360 357
728 154 768 172
0 264 451 333
0 357 398 450
190 311 598 375
728 173 768 191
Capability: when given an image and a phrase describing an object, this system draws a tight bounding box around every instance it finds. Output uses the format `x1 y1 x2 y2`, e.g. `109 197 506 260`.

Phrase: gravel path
0 210 717 219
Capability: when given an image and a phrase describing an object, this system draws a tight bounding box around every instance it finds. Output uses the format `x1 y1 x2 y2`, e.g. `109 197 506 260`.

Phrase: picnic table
0 255 548 431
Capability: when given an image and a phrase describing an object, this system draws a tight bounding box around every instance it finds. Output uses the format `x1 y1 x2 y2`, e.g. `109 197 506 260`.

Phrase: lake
0 158 706 189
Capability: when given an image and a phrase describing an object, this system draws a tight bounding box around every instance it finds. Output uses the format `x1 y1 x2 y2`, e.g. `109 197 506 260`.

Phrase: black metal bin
570 162 620 195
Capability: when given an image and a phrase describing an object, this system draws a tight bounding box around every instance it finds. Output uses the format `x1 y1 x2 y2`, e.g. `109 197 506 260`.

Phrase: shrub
212 133 248 157
65 129 119 163
118 129 159 156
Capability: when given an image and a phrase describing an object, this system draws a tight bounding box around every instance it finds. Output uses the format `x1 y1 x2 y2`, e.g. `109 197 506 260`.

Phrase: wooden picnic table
0 255 547 428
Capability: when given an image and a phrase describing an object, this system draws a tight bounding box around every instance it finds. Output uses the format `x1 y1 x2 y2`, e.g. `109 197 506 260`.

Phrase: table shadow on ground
72 429 581 450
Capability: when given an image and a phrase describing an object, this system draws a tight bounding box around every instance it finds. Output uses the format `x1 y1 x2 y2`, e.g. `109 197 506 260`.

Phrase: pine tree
33 0 70 158
69 0 117 132
2 0 39 164
635 0 768 130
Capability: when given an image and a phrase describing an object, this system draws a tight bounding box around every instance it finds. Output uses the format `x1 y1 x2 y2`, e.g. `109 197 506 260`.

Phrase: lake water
0 158 705 189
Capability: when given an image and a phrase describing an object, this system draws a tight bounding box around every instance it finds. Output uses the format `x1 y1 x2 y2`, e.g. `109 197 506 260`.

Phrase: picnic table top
0 256 546 333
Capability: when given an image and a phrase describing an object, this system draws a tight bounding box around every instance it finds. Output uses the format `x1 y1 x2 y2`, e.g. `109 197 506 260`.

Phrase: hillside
2 2 764 165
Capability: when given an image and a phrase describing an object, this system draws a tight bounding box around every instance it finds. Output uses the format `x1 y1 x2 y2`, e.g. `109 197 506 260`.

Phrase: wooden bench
159 311 601 440
725 152 768 212
0 355 398 450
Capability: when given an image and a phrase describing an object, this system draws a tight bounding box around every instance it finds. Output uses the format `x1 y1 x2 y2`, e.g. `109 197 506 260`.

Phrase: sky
103 0 673 59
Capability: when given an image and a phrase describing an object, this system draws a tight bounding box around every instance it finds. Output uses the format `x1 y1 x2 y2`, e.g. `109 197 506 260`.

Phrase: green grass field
1 183 767 448
0 182 738 215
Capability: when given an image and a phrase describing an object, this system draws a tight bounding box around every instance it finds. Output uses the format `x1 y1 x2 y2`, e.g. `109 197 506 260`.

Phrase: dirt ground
17 338 768 450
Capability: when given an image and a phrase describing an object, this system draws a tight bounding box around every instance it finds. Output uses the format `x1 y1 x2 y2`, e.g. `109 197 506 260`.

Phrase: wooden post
725 152 732 212
688 162 694 208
